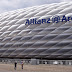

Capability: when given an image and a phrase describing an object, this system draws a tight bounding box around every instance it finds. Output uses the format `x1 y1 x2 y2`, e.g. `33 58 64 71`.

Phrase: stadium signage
25 15 72 25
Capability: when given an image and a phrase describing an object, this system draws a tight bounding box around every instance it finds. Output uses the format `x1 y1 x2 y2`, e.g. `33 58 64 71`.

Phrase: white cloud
0 0 71 13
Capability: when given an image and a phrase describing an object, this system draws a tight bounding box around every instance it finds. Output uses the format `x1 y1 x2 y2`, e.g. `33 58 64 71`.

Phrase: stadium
0 2 72 65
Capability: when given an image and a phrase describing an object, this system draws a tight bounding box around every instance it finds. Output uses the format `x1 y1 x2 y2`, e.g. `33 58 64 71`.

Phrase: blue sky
0 0 72 13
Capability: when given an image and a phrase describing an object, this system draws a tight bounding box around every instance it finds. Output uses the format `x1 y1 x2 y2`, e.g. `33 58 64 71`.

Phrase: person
21 61 24 69
14 61 17 70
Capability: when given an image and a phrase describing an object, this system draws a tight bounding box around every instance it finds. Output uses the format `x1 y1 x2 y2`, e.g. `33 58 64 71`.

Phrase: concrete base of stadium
30 59 39 65
0 58 72 65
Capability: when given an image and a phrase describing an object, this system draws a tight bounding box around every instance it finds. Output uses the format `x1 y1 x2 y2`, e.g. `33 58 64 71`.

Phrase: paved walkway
0 64 72 72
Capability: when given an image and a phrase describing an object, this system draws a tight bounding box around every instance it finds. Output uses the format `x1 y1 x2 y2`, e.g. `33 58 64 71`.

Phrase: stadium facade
0 2 72 60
